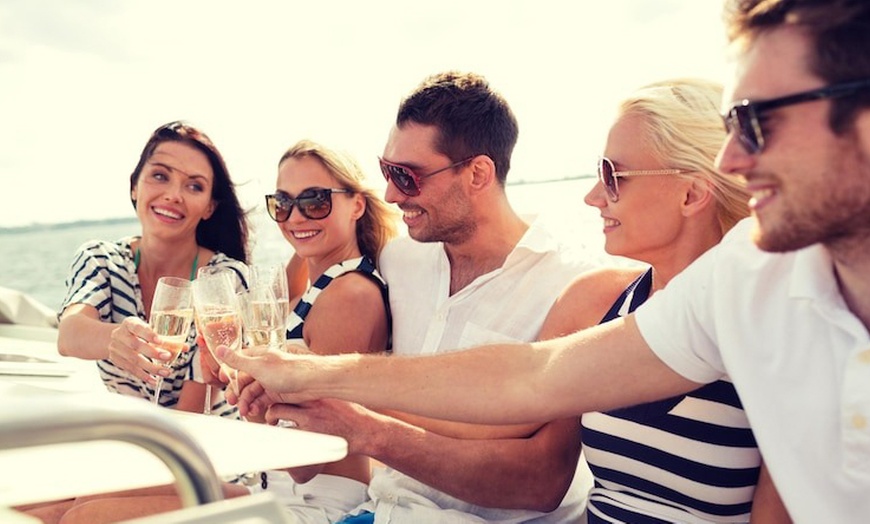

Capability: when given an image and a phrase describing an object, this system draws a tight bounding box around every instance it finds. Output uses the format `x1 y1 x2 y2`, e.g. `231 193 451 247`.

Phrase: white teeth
293 230 318 239
748 187 776 209
154 207 182 219
603 218 620 227
403 209 423 219
751 188 775 201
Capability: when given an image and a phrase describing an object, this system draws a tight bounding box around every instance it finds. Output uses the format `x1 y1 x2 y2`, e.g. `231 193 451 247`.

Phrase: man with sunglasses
296 72 597 523
221 1 870 521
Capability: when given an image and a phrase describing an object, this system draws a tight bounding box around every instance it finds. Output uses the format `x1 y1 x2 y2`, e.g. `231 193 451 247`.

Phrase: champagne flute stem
204 386 212 415
152 377 164 405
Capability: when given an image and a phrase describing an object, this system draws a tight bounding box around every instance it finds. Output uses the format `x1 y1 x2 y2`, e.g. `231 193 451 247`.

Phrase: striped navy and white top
583 268 761 523
60 237 247 417
286 256 389 349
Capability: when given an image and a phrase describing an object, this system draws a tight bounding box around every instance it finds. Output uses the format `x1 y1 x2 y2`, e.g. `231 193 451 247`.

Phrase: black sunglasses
155 121 185 135
378 156 474 196
597 157 687 203
722 77 870 154
265 187 352 222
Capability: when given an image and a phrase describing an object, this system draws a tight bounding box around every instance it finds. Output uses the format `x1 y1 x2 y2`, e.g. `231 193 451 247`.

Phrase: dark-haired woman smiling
57 121 249 414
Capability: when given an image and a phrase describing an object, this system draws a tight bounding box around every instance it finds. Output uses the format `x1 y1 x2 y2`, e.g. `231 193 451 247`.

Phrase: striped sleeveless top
286 256 389 349
61 237 247 417
583 268 761 523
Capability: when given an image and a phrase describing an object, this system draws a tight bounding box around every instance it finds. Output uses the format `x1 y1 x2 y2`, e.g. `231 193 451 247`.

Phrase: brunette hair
129 121 249 263
724 0 870 133
397 71 518 185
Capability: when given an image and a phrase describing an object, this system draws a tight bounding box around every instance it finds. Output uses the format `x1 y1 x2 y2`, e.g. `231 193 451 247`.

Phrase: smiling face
381 122 475 245
131 141 215 243
716 25 870 252
275 155 364 267
585 113 692 264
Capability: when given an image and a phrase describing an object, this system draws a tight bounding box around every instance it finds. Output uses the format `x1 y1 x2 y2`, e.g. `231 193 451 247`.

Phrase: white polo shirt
635 218 870 523
365 218 599 523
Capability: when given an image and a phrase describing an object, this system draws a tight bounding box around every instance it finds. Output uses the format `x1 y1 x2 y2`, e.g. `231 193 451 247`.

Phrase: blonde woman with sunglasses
230 139 398 522
535 79 789 522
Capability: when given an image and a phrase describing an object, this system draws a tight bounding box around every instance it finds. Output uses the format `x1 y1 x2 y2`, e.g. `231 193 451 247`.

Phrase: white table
0 328 104 393
0 327 348 507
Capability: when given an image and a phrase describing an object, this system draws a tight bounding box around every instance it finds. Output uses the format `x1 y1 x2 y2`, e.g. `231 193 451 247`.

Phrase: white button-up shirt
382 218 598 356
368 217 599 523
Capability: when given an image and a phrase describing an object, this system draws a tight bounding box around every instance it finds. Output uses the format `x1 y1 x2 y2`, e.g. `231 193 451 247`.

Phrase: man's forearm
363 414 581 511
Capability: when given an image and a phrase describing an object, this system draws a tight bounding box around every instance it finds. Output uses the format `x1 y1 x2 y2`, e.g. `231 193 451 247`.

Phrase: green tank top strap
134 247 199 281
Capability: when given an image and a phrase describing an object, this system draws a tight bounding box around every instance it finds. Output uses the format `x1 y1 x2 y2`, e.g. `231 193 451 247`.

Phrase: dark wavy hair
725 0 870 134
129 121 249 263
397 71 519 185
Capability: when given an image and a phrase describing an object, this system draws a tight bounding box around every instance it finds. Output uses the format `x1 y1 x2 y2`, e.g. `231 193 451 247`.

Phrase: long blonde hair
279 140 398 262
619 78 750 234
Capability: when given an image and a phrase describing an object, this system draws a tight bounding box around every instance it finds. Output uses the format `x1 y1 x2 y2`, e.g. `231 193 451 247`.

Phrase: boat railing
0 395 224 508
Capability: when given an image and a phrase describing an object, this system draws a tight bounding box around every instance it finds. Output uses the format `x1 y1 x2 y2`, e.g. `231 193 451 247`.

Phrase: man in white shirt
266 71 597 523
221 1 870 521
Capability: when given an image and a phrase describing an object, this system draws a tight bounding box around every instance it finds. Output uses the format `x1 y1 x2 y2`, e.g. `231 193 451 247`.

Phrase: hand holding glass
149 276 194 405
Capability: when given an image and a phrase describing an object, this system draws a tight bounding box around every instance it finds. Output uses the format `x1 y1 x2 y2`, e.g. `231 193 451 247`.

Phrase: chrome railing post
0 395 224 507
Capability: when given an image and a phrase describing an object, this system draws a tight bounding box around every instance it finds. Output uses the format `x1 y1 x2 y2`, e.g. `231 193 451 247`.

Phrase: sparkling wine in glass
238 285 285 349
149 276 193 405
249 263 290 342
193 271 244 395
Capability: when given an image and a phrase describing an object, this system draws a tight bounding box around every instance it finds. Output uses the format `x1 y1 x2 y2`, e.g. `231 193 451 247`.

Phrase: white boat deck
0 322 347 518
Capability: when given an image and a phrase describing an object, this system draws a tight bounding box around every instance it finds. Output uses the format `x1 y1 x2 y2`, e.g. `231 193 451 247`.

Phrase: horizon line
0 175 595 232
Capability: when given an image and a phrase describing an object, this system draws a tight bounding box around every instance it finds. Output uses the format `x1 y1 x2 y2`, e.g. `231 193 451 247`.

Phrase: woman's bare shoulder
540 266 646 339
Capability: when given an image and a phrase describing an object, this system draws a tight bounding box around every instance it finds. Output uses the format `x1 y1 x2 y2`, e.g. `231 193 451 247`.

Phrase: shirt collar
790 243 841 304
512 214 563 256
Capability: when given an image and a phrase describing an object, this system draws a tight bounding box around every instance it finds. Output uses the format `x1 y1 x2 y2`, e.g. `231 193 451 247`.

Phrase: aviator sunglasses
265 187 352 222
598 157 687 202
722 77 870 154
378 156 475 196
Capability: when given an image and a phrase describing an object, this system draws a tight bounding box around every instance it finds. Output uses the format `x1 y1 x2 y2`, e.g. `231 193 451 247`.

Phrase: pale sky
0 0 730 227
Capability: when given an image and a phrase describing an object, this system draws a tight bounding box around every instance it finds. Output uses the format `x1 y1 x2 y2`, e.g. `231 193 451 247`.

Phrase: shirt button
858 349 870 364
852 414 867 430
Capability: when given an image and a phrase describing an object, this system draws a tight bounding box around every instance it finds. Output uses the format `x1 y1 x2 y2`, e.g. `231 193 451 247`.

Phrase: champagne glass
149 276 194 405
237 284 284 349
249 263 290 342
193 269 243 412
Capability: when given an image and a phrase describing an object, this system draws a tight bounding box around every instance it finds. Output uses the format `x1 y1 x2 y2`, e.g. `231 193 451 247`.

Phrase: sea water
0 217 294 313
0 177 625 313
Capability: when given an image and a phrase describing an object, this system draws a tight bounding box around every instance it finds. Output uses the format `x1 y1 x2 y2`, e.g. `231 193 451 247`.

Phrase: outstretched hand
197 333 227 387
216 344 319 417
